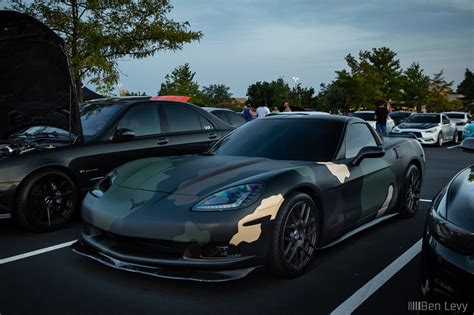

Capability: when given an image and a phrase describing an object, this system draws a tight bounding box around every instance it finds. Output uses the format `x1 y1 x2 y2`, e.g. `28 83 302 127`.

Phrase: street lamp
292 76 300 108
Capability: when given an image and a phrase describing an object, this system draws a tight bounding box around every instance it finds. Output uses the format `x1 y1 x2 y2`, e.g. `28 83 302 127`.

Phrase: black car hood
446 165 474 231
0 11 82 141
115 155 309 197
398 123 438 130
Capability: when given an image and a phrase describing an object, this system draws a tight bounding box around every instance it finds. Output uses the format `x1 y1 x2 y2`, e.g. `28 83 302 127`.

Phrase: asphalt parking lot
0 144 472 315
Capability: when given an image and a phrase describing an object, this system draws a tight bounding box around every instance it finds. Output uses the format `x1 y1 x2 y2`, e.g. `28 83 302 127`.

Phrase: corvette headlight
427 191 474 255
424 127 439 134
90 169 117 197
192 184 264 211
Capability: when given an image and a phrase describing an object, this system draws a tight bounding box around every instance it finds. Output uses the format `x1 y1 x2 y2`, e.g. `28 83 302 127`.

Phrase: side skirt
319 213 399 249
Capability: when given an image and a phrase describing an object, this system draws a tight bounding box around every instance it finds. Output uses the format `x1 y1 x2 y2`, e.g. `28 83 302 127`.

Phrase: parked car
462 122 474 139
0 11 233 231
389 111 413 125
392 113 458 146
269 111 330 116
420 138 474 306
442 111 472 138
352 111 396 132
73 114 425 281
203 107 245 127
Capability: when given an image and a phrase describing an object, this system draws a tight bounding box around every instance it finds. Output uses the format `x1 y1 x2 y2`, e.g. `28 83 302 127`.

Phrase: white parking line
447 144 460 149
0 240 76 265
420 199 432 203
330 239 422 315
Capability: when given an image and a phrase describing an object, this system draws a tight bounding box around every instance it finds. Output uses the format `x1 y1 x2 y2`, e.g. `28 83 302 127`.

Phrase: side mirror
113 128 135 141
351 146 385 166
460 138 474 152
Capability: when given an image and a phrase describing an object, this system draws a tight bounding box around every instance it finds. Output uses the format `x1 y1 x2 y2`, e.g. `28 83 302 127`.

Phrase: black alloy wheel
269 192 319 277
437 132 443 147
15 169 78 232
400 164 422 217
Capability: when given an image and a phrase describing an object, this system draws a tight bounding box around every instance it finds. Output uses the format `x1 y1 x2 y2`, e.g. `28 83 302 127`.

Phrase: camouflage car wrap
73 115 425 281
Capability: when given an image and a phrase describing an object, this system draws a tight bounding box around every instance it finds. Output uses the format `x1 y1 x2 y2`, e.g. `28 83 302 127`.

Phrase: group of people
241 101 292 122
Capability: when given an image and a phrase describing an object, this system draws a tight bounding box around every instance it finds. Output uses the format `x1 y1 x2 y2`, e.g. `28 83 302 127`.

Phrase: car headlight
424 127 439 134
192 184 264 211
427 191 474 255
90 169 117 197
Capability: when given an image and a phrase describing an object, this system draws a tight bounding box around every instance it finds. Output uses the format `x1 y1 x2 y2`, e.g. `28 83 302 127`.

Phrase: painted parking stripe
0 240 76 265
330 239 422 315
420 199 432 203
447 144 460 149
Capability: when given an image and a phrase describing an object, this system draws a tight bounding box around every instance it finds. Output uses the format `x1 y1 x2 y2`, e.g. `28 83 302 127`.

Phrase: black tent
82 86 105 101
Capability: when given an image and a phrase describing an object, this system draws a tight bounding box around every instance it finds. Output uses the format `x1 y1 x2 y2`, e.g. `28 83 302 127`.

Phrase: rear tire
399 164 422 218
269 192 320 277
14 169 78 232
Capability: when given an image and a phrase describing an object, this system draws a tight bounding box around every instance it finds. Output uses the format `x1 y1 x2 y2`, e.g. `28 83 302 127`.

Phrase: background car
203 107 245 127
442 111 472 138
352 110 396 132
389 111 413 125
420 138 474 306
392 113 458 146
462 122 474 139
73 114 424 281
269 111 331 116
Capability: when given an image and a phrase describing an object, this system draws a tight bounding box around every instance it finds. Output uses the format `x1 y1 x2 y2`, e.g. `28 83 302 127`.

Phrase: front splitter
71 241 259 282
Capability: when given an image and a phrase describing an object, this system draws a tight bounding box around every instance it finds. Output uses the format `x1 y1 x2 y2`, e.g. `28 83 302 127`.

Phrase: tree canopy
202 84 233 105
10 0 203 101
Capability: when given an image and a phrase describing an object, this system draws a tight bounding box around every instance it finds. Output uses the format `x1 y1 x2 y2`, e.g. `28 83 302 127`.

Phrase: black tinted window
163 105 202 132
226 112 246 127
445 113 465 119
210 119 343 161
345 123 378 159
212 111 229 123
353 112 375 121
80 103 122 140
442 116 450 124
118 104 160 136
405 114 440 124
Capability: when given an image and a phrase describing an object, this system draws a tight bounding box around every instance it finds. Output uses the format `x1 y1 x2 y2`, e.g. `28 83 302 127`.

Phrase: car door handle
208 133 217 139
157 138 169 145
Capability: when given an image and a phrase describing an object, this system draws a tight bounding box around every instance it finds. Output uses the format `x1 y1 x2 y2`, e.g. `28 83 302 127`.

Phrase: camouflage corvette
73 115 425 281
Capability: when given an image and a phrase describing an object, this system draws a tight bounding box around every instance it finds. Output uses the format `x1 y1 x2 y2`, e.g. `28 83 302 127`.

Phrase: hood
445 165 474 232
0 11 82 141
398 122 439 130
114 155 309 196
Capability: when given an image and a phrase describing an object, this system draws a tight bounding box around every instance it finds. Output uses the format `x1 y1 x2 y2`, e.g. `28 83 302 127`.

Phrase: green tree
158 63 203 103
345 47 403 103
202 84 233 105
289 84 315 109
10 0 202 101
457 69 474 111
426 70 461 112
401 62 430 109
246 78 291 108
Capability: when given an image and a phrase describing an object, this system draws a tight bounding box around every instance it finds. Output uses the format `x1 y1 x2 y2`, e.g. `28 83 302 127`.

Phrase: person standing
242 104 254 122
374 100 390 134
256 103 270 118
272 106 280 113
283 101 292 112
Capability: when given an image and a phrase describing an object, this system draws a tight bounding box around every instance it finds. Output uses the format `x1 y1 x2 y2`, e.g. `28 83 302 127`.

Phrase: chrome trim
0 213 12 219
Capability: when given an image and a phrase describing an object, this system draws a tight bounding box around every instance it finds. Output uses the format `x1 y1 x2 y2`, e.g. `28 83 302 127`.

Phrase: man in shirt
242 104 254 122
374 100 391 134
256 104 270 118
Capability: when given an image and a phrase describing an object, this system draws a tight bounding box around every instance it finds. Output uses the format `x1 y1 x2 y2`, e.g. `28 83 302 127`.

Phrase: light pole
292 76 299 108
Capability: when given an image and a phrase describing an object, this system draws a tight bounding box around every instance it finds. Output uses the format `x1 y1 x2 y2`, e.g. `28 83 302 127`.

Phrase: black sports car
420 138 474 306
73 114 425 281
0 11 233 231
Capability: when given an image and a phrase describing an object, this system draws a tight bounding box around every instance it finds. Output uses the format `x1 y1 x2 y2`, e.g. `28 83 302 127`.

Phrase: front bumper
421 233 474 304
392 129 439 144
72 224 264 282
0 181 19 214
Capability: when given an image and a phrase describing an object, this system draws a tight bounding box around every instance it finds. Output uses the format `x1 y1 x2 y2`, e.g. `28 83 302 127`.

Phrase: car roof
271 111 330 116
202 107 234 112
442 111 466 114
264 113 352 124
354 110 375 113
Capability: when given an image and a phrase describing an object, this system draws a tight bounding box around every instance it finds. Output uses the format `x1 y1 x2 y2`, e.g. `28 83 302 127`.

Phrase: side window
442 115 450 124
162 105 204 133
118 104 161 137
345 123 378 159
226 112 245 126
213 111 229 123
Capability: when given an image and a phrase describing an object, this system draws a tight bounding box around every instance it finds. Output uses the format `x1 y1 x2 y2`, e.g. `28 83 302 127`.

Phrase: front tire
437 132 443 147
269 192 320 277
14 169 78 232
399 164 422 218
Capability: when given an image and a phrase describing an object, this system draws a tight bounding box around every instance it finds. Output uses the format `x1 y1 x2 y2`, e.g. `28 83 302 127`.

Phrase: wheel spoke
287 245 298 263
300 245 312 258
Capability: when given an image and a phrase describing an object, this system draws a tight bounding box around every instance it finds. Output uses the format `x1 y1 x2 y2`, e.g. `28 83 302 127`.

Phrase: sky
7 0 473 97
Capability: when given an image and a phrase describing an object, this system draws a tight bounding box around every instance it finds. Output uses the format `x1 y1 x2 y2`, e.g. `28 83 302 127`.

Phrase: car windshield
404 114 439 124
445 113 464 119
390 112 411 118
352 112 375 121
209 118 344 161
80 103 123 141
